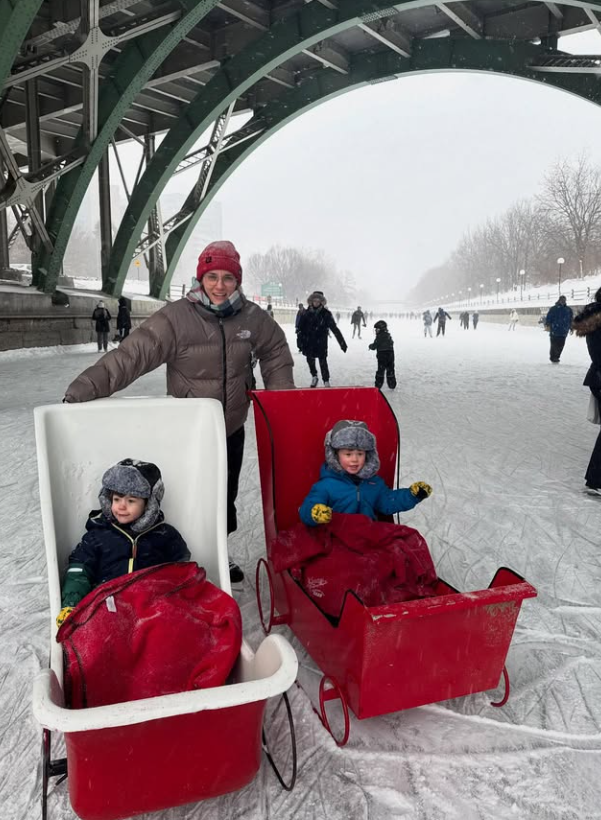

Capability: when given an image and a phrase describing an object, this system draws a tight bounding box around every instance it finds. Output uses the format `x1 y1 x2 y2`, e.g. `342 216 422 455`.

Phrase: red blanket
57 562 242 709
270 514 438 618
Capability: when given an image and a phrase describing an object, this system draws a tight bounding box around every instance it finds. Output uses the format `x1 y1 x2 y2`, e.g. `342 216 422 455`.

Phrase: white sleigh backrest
34 397 230 634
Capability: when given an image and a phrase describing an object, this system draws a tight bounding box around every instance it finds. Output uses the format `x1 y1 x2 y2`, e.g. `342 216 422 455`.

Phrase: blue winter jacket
544 304 573 337
299 464 420 526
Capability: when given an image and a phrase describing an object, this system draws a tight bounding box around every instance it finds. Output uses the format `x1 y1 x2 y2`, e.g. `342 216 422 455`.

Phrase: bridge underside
2 0 601 299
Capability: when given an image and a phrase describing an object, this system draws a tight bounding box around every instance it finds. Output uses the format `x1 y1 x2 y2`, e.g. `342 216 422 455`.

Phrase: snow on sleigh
251 387 537 746
32 397 298 820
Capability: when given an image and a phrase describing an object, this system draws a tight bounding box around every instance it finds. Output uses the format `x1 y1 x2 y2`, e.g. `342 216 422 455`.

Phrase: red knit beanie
196 241 242 283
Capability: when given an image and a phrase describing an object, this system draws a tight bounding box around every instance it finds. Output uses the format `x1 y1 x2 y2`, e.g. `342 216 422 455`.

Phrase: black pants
96 331 108 351
226 426 245 535
352 323 362 338
375 351 396 389
118 327 130 341
436 323 446 337
306 356 329 382
586 387 601 489
549 335 567 362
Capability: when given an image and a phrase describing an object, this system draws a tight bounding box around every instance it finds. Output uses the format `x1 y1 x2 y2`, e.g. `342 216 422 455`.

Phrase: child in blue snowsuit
299 420 432 526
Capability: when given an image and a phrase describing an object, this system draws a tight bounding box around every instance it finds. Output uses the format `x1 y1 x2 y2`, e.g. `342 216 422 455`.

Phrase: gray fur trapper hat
99 458 164 533
325 420 380 479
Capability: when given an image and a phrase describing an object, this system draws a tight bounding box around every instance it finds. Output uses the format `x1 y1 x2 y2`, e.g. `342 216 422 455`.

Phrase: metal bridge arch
3 1 601 298
161 41 601 299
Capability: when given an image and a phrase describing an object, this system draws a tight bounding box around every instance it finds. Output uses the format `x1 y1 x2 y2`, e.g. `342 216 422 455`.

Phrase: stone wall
0 287 163 352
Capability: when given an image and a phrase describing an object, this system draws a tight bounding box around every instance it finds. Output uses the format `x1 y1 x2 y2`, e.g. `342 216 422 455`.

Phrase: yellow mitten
311 503 332 524
56 606 74 628
410 481 432 500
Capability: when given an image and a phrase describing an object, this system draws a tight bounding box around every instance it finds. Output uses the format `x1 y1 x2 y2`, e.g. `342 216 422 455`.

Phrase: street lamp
467 286 471 306
519 269 526 301
496 277 501 303
479 283 484 304
556 257 564 296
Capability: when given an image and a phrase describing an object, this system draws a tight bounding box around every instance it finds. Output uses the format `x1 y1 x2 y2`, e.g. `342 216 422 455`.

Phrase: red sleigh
251 387 536 745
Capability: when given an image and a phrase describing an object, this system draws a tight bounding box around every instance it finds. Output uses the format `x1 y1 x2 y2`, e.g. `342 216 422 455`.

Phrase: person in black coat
435 307 451 337
573 287 601 493
117 296 131 341
297 290 347 387
351 306 367 339
91 300 111 351
368 320 396 389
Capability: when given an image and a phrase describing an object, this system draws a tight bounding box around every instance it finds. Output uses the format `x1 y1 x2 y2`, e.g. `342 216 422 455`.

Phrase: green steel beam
35 0 222 294
105 0 431 297
0 1 44 92
160 38 601 298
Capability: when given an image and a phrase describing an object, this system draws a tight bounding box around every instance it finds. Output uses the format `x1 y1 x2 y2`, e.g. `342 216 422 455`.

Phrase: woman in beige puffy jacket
64 241 295 584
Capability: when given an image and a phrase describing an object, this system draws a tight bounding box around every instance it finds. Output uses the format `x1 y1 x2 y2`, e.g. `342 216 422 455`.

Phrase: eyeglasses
204 273 237 286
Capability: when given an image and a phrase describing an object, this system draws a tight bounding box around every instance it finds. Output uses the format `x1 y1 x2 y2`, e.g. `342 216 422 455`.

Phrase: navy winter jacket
61 510 190 607
544 304 573 337
299 464 420 526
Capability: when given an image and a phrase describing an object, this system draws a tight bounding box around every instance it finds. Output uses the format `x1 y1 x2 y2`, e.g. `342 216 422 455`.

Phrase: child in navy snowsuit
299 420 432 526
368 320 396 389
57 458 189 626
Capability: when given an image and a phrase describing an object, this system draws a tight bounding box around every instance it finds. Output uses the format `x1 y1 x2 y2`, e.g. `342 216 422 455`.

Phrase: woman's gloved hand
311 504 332 524
410 481 432 501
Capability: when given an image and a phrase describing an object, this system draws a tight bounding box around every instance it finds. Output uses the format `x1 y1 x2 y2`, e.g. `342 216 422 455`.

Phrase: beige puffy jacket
64 295 295 436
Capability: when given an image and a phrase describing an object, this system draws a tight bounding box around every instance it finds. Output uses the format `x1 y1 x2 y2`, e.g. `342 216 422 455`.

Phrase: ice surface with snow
1 317 600 820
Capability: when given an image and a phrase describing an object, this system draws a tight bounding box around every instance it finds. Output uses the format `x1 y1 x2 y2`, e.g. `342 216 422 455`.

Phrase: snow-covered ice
1 317 600 820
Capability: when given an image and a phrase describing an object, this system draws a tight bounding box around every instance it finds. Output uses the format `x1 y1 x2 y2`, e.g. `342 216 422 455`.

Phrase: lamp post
496 277 501 303
519 269 525 301
479 283 484 304
556 257 564 296
467 286 471 306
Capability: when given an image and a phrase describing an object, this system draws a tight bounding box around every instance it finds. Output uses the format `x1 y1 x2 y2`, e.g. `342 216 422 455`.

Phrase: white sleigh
32 397 298 820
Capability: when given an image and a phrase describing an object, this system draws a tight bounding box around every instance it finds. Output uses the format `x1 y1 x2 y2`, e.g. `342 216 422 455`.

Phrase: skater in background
508 308 519 331
472 311 479 330
423 309 433 338
368 320 396 390
297 290 347 387
544 296 573 363
91 300 111 352
117 297 131 342
573 287 601 493
351 306 367 339
435 307 451 337
266 303 274 318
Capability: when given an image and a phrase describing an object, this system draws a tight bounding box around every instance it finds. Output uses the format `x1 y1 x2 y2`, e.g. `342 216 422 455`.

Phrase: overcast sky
193 29 601 300
98 29 601 300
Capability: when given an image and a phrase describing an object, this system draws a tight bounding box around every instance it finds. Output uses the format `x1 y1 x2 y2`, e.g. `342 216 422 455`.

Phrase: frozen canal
1 315 600 820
